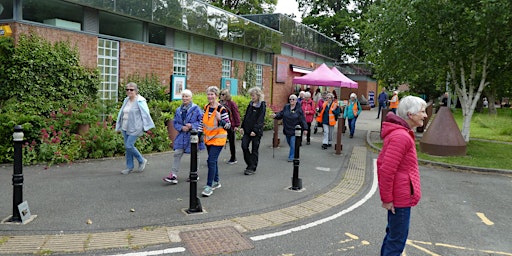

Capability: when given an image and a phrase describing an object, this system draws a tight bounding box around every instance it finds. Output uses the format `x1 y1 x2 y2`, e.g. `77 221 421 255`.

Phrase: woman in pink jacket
377 96 427 256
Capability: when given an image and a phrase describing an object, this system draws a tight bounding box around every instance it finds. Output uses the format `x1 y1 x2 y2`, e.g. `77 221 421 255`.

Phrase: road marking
315 167 331 172
107 247 186 256
250 158 378 241
408 239 512 255
476 212 494 225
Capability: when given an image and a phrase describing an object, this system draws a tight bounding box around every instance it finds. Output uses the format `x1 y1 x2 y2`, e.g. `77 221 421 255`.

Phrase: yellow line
406 240 441 256
476 212 495 225
345 232 359 240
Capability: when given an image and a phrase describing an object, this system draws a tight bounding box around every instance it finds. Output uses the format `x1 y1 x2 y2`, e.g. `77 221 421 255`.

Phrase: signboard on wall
220 78 238 96
276 56 288 83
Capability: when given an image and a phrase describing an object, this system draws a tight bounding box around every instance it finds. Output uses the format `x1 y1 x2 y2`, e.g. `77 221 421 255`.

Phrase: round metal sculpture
420 106 467 156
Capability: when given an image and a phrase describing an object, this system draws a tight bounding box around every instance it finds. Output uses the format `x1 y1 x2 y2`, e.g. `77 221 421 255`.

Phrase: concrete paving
0 108 500 255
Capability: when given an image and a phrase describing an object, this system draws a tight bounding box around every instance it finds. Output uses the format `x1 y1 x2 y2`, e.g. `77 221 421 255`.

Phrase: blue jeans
381 207 411 256
377 103 386 118
206 145 222 187
348 117 357 136
285 135 296 161
122 130 144 170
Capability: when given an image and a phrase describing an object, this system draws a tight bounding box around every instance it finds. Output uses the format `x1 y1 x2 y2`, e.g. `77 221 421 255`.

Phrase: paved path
0 108 504 255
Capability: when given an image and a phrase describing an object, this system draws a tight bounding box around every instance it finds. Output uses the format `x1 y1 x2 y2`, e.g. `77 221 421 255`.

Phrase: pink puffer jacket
377 112 422 208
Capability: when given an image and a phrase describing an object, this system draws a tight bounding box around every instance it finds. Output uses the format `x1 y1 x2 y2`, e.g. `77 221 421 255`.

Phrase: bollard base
289 177 303 191
185 198 203 214
1 215 37 225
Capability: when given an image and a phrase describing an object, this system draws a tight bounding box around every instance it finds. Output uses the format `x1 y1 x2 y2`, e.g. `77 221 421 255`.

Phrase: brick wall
12 23 97 69
119 41 173 87
186 54 222 93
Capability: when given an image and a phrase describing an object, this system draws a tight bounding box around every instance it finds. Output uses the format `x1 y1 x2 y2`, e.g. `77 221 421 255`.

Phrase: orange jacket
202 105 228 146
316 101 339 126
389 95 399 109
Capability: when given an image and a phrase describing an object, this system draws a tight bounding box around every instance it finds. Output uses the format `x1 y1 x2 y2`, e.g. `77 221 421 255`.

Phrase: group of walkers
116 83 265 197
115 81 429 255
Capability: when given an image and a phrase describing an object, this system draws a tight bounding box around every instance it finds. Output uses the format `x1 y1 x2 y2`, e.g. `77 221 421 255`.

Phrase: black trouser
227 128 236 161
241 134 261 171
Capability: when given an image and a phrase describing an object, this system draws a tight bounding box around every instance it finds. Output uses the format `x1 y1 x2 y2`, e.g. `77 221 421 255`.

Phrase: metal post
10 125 24 223
186 130 202 214
335 116 343 155
290 125 302 190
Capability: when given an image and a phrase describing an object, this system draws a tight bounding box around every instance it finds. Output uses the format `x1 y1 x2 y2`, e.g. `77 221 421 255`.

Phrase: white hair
181 89 193 97
397 96 427 120
350 93 357 99
304 91 311 98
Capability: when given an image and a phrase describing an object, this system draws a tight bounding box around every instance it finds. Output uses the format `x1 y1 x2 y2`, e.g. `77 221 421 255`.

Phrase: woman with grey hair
163 89 205 184
377 95 427 255
240 87 266 175
316 92 340 149
343 93 362 138
116 82 155 174
271 94 308 162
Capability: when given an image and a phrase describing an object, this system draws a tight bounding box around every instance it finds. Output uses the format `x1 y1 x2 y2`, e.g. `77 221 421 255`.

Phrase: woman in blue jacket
343 93 362 138
163 89 205 184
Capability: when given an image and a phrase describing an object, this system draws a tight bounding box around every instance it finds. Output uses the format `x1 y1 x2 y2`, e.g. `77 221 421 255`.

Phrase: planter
77 123 90 135
166 120 178 148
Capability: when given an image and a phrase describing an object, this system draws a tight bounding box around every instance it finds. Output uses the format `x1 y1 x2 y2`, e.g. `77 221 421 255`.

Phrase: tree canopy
361 0 512 141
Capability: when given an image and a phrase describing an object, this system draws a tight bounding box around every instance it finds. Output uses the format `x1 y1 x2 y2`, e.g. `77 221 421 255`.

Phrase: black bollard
9 125 24 223
186 129 202 214
290 125 302 190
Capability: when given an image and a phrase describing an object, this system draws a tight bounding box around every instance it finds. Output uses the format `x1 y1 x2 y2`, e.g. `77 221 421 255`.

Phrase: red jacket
377 112 422 208
301 98 316 123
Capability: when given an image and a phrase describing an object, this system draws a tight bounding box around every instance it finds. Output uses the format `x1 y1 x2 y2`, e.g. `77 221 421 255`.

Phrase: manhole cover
180 226 254 256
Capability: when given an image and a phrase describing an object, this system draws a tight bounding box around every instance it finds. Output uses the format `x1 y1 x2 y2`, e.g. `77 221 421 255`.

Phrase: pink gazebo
292 63 358 88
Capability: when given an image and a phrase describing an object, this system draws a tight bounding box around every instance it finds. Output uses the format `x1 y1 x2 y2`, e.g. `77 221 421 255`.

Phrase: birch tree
362 0 512 141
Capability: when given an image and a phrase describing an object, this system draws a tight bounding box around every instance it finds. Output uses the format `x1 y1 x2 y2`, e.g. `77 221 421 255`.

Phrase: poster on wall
276 56 288 83
171 75 186 101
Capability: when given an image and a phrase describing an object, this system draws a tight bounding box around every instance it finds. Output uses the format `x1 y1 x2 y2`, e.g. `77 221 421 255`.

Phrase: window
222 59 231 78
173 51 187 76
97 38 119 101
99 11 143 41
22 0 83 30
256 64 263 88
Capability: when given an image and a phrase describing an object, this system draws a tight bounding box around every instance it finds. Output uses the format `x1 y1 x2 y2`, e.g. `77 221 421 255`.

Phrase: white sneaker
137 158 148 172
121 169 133 175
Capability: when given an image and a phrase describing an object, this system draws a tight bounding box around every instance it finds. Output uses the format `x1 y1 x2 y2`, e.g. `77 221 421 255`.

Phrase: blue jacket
274 103 308 136
173 103 205 152
116 95 155 136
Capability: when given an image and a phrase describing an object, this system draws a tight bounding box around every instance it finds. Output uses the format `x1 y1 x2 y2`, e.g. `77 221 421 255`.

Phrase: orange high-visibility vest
389 95 399 109
316 101 338 126
203 104 227 146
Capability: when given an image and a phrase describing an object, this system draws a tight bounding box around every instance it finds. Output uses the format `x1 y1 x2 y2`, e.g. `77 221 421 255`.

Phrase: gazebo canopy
292 63 358 88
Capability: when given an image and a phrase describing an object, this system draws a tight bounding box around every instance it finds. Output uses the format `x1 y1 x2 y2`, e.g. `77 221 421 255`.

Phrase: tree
297 0 377 61
362 0 512 142
204 0 277 15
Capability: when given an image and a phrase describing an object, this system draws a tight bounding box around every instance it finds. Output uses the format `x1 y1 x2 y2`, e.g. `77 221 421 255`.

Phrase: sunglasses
220 94 225 96
126 88 135 92
289 98 296 101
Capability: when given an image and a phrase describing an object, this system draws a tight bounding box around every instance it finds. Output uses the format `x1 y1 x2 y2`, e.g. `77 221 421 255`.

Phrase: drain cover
180 226 254 256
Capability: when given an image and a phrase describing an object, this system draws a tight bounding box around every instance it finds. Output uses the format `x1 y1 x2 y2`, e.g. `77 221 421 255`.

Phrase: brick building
0 0 373 109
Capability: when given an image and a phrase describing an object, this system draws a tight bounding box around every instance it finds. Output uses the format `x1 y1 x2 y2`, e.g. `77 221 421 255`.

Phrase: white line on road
250 159 378 241
107 247 186 256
